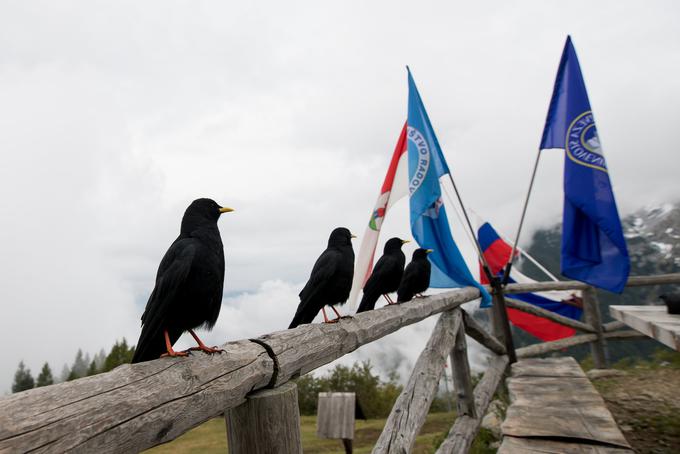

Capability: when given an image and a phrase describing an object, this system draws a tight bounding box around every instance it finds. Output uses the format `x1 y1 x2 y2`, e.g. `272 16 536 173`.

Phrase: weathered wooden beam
461 310 506 356
225 382 302 454
436 354 509 454
255 287 480 386
451 318 476 418
0 340 273 454
505 297 596 333
603 320 626 332
372 309 463 454
500 273 680 294
0 287 482 453
516 330 645 358
583 287 607 368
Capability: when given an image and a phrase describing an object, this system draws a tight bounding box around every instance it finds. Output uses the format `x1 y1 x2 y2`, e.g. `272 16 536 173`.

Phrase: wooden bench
499 357 633 453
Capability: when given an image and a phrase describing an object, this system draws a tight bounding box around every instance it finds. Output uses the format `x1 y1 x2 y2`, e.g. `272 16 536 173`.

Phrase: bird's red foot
188 345 224 354
187 329 224 355
161 349 189 358
324 318 340 324
416 293 427 298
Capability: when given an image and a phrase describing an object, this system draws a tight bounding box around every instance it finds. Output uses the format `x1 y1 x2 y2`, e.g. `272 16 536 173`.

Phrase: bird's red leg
322 307 331 323
160 329 189 358
187 329 224 354
383 294 395 305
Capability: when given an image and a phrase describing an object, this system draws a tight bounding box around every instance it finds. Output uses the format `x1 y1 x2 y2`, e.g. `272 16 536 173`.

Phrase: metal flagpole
444 172 517 362
502 150 542 286
444 173 493 281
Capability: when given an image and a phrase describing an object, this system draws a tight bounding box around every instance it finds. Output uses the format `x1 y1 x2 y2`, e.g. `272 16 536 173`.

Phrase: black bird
660 294 680 315
356 238 409 313
397 248 433 303
288 227 355 329
131 198 234 363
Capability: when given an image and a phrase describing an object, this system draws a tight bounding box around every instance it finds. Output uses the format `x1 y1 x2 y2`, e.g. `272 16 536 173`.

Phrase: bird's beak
219 207 234 213
425 249 434 254
351 234 357 239
401 239 411 244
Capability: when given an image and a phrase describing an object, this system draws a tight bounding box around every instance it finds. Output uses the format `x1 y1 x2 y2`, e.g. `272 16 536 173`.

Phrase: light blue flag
407 68 491 305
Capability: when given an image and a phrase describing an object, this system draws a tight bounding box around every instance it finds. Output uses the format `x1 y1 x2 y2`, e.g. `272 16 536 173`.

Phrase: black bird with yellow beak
132 198 234 363
288 227 356 328
397 248 433 303
357 237 410 313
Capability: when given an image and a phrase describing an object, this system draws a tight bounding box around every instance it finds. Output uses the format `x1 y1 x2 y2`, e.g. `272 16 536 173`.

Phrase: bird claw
188 345 224 354
324 318 340 324
160 350 189 358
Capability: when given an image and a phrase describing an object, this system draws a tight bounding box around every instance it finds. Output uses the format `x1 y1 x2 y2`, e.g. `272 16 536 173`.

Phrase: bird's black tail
288 298 319 329
356 291 380 313
131 323 181 364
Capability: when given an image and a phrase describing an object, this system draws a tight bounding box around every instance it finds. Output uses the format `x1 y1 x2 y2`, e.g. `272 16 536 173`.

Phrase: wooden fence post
582 286 608 369
491 280 517 363
450 319 476 418
225 382 302 454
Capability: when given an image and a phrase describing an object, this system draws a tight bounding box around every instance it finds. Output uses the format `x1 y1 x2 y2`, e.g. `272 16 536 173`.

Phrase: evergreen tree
59 364 71 383
36 362 54 387
12 361 35 393
71 349 88 378
86 360 98 376
103 338 135 372
94 348 107 371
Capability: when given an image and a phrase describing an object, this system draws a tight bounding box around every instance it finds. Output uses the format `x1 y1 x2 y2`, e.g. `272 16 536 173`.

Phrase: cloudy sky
1 1 678 392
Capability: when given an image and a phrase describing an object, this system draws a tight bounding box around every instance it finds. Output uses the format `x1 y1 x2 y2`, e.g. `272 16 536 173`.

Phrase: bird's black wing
357 254 399 313
133 239 196 363
289 249 340 328
397 262 420 302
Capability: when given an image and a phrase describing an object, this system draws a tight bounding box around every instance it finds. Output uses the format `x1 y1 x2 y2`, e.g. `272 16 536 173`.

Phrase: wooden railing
1 273 678 453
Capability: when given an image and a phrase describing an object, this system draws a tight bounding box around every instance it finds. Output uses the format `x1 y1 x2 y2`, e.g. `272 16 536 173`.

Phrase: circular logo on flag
407 126 430 194
565 111 608 172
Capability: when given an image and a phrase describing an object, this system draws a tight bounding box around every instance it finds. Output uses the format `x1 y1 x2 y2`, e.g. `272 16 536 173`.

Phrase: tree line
11 339 135 393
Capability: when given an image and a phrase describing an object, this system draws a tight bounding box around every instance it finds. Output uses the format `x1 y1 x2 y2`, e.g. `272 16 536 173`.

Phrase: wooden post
316 392 355 450
373 310 462 454
225 382 302 454
450 319 476 418
582 286 607 369
436 355 509 454
491 278 517 363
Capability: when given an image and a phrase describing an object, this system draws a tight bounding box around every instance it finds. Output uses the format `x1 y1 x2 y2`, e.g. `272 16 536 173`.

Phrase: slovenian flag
477 219 583 341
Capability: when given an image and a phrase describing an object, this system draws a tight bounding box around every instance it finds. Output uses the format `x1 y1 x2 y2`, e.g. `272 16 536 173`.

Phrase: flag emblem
368 206 386 231
406 126 431 195
566 111 607 171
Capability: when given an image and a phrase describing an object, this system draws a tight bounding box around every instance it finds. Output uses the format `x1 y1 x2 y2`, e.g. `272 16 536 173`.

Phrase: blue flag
407 68 491 305
541 36 630 293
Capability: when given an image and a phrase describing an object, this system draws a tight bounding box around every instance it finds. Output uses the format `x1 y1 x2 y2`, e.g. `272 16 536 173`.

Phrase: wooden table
499 357 632 453
609 305 680 351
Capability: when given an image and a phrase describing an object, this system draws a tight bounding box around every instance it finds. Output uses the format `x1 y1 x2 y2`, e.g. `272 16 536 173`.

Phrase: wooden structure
317 392 355 439
0 273 678 453
226 382 302 454
610 305 680 351
499 357 633 453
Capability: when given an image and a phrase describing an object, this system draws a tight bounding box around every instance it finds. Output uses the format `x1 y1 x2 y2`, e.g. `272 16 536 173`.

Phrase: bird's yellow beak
351 234 357 239
425 249 434 253
219 207 234 213
401 239 411 244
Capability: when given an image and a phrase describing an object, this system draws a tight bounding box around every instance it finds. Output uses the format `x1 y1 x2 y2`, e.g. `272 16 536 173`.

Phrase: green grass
146 412 460 454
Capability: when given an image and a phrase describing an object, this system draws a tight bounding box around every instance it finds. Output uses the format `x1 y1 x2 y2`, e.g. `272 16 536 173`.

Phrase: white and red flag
348 123 409 310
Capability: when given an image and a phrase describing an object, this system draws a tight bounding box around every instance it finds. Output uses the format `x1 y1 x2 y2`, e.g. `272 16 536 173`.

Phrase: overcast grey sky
1 1 679 392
